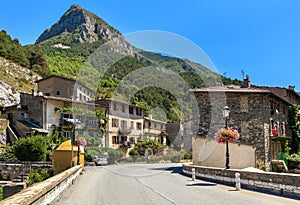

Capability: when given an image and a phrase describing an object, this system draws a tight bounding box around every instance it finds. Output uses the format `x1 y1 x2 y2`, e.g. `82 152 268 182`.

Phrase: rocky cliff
0 57 41 106
36 4 122 44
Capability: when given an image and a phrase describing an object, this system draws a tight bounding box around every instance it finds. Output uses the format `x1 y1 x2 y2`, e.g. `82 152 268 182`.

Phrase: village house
95 98 147 148
144 115 167 145
2 75 107 145
191 76 300 171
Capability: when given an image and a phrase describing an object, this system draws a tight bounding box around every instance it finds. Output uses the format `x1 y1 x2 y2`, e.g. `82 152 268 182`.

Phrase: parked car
93 155 108 166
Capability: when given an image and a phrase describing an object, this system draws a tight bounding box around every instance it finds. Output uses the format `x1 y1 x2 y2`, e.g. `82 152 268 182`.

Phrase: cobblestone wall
0 162 52 181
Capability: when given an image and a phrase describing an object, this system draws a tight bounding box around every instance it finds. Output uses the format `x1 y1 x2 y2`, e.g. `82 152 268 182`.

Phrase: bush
125 157 134 163
134 140 164 156
129 149 138 156
129 149 139 162
183 152 192 160
106 148 124 164
14 135 47 161
0 147 16 161
170 155 181 163
26 169 53 186
84 153 93 162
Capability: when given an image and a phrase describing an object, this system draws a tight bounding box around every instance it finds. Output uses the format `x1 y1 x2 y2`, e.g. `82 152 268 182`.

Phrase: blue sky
1 0 300 90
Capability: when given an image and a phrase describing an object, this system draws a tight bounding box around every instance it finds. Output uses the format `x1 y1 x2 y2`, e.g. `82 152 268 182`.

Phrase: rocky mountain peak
35 4 122 44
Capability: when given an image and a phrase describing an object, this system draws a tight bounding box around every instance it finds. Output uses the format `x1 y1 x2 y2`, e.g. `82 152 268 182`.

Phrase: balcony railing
119 127 132 135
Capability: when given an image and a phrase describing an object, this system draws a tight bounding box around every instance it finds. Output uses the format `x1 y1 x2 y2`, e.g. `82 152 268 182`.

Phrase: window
112 118 119 127
122 104 125 112
76 115 85 123
137 122 142 130
129 106 134 114
131 121 134 129
78 131 83 137
61 113 73 119
112 136 117 144
88 117 97 128
121 120 127 129
161 125 164 130
121 136 127 143
136 108 142 116
113 103 117 111
56 91 60 96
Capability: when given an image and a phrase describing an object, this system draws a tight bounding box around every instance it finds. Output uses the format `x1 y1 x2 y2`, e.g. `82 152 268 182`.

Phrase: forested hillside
0 30 49 76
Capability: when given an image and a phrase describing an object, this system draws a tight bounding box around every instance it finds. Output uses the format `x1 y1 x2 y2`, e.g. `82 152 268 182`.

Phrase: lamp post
222 106 230 169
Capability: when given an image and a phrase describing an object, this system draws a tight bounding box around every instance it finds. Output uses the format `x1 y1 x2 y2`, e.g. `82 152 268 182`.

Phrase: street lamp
222 106 230 169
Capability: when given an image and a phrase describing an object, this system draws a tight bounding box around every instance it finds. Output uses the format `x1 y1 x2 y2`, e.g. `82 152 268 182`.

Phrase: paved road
55 163 300 205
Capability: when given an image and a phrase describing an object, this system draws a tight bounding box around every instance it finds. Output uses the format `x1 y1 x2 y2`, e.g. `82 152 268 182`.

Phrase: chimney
288 85 295 91
241 75 251 88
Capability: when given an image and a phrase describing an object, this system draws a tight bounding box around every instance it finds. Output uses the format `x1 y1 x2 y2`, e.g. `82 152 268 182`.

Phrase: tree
133 140 164 156
288 105 300 154
14 135 47 161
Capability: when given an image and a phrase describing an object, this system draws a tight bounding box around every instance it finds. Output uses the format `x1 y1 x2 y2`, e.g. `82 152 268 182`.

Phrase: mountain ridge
36 4 122 44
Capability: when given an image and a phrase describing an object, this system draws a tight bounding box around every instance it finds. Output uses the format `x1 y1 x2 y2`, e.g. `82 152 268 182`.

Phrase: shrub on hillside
14 135 47 161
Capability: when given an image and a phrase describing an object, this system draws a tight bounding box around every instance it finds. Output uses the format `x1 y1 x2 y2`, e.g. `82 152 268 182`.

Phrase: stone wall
0 119 8 144
183 164 300 199
0 162 52 181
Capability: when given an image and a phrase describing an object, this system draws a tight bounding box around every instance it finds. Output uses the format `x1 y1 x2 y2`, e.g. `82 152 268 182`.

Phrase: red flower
272 129 277 135
214 128 239 144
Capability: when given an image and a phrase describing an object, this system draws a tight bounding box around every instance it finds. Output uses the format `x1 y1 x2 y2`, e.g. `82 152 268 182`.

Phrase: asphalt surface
54 163 300 205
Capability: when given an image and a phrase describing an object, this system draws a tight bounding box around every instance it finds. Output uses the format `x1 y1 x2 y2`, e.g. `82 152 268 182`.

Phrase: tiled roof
191 85 270 93
191 85 294 105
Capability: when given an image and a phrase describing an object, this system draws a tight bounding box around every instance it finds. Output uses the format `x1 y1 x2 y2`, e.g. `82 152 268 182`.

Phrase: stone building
2 75 107 145
192 76 299 170
35 75 92 102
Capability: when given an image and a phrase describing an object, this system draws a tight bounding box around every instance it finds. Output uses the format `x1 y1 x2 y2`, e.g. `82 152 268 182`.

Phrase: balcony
270 128 291 139
119 127 132 135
